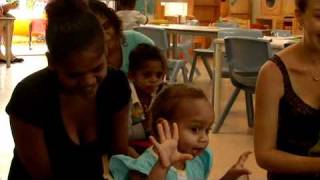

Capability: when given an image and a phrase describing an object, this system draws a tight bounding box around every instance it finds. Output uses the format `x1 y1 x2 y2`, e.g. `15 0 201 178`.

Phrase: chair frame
213 36 272 133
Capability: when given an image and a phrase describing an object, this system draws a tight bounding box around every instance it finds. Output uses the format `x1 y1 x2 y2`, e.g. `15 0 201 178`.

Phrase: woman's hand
220 151 252 180
149 119 193 168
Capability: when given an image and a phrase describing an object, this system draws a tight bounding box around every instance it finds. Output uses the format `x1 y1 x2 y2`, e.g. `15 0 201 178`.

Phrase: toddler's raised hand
149 119 193 168
220 151 252 180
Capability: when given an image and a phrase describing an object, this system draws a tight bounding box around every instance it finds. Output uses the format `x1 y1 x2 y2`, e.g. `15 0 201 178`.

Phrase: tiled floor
0 43 266 180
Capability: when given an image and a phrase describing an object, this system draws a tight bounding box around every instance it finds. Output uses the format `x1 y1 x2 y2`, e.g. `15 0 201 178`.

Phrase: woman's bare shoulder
257 58 285 97
259 59 283 81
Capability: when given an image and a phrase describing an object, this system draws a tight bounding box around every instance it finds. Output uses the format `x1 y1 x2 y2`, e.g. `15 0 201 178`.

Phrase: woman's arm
2 1 18 14
10 115 52 179
111 103 130 155
136 12 148 25
254 61 320 174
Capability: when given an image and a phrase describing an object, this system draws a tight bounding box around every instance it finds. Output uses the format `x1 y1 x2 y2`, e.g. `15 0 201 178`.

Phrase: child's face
130 60 165 94
174 98 214 157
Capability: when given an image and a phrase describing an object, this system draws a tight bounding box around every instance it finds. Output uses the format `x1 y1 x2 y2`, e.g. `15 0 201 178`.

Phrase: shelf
256 16 282 29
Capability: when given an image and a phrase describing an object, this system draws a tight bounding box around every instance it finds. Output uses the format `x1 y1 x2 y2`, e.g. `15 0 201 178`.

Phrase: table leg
172 33 177 58
212 43 222 129
5 21 11 68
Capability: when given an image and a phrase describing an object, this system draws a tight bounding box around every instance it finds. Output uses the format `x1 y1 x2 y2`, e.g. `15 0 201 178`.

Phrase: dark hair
150 84 209 137
89 0 123 40
295 0 308 13
128 43 167 73
45 0 104 61
118 0 136 10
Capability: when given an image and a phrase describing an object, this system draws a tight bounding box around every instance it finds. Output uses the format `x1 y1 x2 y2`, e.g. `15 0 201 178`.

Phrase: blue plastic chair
134 26 188 83
172 20 201 76
189 28 264 82
213 36 273 133
188 22 241 82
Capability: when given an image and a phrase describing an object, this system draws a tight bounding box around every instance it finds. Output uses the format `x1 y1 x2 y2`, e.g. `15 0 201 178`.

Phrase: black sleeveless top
268 55 320 180
6 68 130 180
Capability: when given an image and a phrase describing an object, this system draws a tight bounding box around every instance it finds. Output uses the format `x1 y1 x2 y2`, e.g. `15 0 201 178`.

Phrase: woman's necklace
303 45 320 82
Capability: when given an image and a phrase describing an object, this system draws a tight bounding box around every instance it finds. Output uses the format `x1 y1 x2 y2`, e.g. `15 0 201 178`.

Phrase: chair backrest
271 29 292 37
133 26 169 52
207 24 241 49
211 28 264 51
224 36 272 76
218 29 264 39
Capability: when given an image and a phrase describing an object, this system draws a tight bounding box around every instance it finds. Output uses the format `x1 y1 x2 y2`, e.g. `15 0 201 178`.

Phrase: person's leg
2 14 23 63
0 21 6 60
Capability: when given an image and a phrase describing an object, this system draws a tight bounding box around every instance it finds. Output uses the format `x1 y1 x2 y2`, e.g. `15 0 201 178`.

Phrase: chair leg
201 55 214 80
245 91 254 128
181 46 201 76
168 61 181 83
29 22 32 50
213 88 241 133
182 64 188 83
188 54 198 82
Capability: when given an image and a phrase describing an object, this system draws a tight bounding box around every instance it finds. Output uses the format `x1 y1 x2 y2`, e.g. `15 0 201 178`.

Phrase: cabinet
261 0 282 16
219 0 251 28
256 0 301 34
282 0 295 16
229 0 251 19
194 0 220 25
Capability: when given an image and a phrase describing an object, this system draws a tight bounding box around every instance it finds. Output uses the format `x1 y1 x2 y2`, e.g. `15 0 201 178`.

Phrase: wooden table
143 24 222 36
0 16 15 67
142 24 225 58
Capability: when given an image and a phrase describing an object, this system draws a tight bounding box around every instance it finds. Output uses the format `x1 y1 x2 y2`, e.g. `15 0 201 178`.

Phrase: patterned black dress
267 55 320 180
